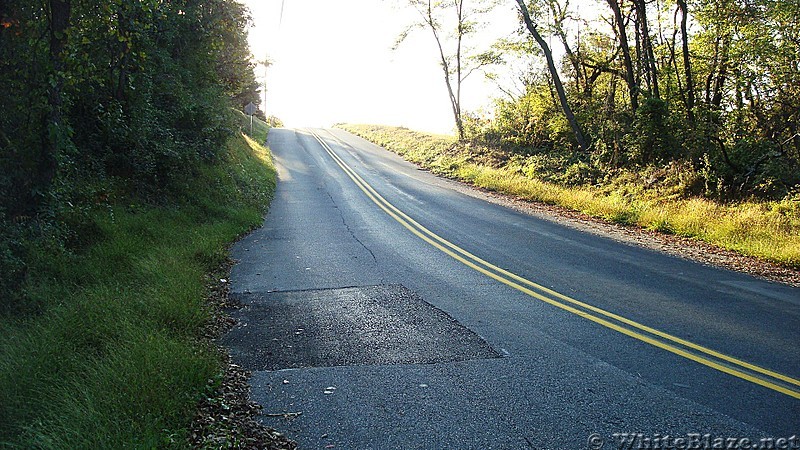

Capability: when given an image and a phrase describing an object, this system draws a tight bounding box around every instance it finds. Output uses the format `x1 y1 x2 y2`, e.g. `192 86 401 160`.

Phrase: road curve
226 128 800 449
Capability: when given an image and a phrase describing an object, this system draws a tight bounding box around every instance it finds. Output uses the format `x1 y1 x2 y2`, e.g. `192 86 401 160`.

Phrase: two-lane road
225 128 799 449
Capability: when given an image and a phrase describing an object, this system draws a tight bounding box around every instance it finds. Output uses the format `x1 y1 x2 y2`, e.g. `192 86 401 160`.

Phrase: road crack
325 190 378 264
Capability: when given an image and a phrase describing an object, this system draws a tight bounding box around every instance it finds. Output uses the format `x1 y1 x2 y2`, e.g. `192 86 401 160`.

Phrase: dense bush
455 0 799 204
0 0 263 305
625 98 679 165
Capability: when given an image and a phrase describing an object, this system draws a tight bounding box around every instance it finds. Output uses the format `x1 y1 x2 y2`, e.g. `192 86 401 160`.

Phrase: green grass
235 109 271 144
0 132 276 448
338 124 800 268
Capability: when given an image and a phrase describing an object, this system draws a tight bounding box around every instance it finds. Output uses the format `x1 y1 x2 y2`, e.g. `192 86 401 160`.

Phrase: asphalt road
225 128 800 449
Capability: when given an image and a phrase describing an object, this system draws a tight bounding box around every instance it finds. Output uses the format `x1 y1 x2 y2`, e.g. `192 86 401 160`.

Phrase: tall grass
339 124 800 268
0 131 276 448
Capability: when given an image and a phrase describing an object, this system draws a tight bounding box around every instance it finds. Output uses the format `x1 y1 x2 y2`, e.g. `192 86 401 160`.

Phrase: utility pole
258 56 272 122
268 61 272 118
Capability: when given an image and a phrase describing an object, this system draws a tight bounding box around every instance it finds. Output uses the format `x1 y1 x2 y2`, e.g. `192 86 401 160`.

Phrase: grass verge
235 109 271 144
0 131 276 448
338 124 800 268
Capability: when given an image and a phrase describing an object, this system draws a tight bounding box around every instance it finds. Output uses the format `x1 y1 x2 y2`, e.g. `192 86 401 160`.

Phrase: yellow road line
321 130 800 388
310 129 800 400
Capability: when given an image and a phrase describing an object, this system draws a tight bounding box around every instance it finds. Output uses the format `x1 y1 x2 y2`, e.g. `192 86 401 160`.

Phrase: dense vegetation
0 131 275 447
0 0 262 305
0 0 276 446
403 0 799 203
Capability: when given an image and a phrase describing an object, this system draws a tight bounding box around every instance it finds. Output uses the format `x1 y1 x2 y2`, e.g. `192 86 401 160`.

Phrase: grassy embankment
0 120 275 447
338 124 800 268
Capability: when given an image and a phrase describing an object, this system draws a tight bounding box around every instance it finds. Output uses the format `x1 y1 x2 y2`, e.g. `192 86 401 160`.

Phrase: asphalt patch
222 285 500 371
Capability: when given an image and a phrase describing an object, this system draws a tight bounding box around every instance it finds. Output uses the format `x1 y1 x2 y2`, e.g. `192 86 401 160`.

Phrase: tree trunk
704 34 720 104
711 35 730 108
676 0 695 122
668 21 685 106
608 74 619 165
606 0 638 111
634 0 659 98
424 0 464 140
454 0 464 140
516 0 588 151
42 0 71 191
548 0 584 91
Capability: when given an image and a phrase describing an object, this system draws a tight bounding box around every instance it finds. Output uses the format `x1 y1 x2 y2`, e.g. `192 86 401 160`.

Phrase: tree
605 0 639 112
211 0 261 110
0 0 264 277
543 0 582 90
515 0 588 151
44 0 71 190
450 0 797 196
396 0 499 140
632 0 659 98
676 0 695 122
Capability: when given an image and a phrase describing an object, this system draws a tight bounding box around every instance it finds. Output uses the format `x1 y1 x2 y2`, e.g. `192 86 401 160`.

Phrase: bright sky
242 0 519 135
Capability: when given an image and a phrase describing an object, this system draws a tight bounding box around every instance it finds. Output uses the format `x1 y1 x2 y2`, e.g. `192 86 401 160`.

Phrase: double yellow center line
309 129 800 400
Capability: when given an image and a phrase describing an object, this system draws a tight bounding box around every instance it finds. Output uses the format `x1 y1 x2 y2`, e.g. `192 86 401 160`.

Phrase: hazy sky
241 0 518 135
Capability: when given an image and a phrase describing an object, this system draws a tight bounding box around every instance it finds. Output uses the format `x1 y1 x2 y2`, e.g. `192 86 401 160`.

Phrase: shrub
625 98 679 165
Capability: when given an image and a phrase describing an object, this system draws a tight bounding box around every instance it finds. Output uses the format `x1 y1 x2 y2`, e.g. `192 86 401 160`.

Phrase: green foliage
700 138 800 199
0 133 276 447
464 77 569 152
0 0 278 445
61 0 247 191
562 160 601 186
454 0 800 203
0 0 268 304
624 98 679 165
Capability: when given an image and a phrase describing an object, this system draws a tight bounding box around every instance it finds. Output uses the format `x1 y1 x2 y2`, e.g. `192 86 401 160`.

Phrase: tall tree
676 0 694 122
632 0 659 98
545 0 583 91
397 0 498 140
515 0 588 151
606 0 639 111
43 0 70 196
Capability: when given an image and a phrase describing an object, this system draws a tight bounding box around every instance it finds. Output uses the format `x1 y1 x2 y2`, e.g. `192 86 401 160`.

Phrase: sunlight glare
243 0 516 135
